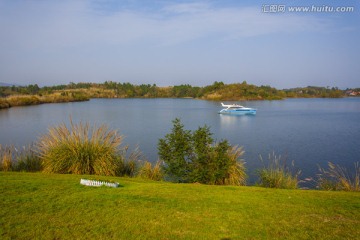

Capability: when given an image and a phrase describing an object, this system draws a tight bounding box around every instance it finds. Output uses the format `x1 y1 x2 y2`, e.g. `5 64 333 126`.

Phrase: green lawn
1 172 359 239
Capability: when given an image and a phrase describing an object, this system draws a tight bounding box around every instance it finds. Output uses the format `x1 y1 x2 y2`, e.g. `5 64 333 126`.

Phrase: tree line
0 81 347 100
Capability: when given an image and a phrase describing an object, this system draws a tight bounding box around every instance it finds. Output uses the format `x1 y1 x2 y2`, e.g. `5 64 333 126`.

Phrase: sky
0 0 359 89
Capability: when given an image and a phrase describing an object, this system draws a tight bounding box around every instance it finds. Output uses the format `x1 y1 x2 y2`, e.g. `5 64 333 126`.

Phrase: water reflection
219 114 256 126
219 114 254 128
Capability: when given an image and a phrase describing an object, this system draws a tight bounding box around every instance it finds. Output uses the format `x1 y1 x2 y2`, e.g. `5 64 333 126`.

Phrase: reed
0 98 10 109
5 95 41 106
317 162 360 191
116 157 139 177
13 145 42 172
138 160 164 181
257 152 300 189
40 92 89 103
0 145 13 171
0 92 89 109
115 146 143 177
36 120 124 176
220 146 247 186
0 144 42 172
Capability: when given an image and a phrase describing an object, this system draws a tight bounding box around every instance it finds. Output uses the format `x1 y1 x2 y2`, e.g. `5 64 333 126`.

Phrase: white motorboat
219 103 257 115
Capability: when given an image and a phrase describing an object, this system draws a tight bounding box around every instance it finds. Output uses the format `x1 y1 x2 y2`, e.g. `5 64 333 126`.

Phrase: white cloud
0 1 332 49
0 1 357 88
103 3 331 46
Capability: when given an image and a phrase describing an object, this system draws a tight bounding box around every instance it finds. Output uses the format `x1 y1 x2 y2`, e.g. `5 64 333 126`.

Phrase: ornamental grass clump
220 146 247 186
0 145 13 171
36 120 123 176
13 145 42 172
317 162 360 191
257 152 300 189
116 147 143 177
0 144 42 172
138 160 164 181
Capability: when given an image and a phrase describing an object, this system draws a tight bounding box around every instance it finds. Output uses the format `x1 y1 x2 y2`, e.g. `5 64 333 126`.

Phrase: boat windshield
229 105 244 108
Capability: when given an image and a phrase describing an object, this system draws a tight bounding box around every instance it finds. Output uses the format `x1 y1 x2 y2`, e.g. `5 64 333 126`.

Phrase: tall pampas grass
36 120 124 176
317 162 360 191
0 144 42 172
138 160 164 181
0 145 13 171
219 146 247 186
257 152 300 189
14 145 42 172
116 146 143 177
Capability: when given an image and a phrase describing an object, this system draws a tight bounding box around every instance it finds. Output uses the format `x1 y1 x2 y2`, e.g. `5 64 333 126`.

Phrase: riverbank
0 92 89 109
1 81 350 109
0 172 359 239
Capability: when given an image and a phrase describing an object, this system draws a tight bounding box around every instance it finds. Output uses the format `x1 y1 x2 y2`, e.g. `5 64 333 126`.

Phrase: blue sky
0 0 359 88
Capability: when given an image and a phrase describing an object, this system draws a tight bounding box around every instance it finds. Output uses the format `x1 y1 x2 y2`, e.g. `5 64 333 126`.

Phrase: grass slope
1 172 359 239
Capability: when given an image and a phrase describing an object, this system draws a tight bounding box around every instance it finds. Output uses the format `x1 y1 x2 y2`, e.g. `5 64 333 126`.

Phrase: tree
27 84 40 94
158 118 247 185
158 118 192 182
190 125 214 183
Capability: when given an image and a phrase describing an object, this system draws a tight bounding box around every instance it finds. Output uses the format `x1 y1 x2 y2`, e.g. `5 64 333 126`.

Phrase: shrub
36 120 124 176
189 124 217 184
158 118 192 182
257 152 300 189
317 162 360 191
158 118 247 185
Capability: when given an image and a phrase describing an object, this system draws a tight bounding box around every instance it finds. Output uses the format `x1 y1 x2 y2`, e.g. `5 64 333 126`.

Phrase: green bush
158 118 246 185
36 120 124 176
158 118 192 183
257 152 300 189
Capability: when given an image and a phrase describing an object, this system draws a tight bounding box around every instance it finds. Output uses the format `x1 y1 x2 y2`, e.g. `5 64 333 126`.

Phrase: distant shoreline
2 94 359 110
1 81 358 110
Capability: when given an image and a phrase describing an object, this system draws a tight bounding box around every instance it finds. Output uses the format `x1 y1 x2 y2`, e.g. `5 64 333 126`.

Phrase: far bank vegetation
0 81 347 109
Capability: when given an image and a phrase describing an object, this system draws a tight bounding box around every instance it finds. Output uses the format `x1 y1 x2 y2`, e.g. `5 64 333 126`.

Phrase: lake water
1 98 359 184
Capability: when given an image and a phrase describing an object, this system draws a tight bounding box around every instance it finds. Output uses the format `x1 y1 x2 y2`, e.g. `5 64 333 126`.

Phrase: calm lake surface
1 98 359 183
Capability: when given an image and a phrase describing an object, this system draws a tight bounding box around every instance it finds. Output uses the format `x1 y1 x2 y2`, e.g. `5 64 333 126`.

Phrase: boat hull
219 109 257 115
